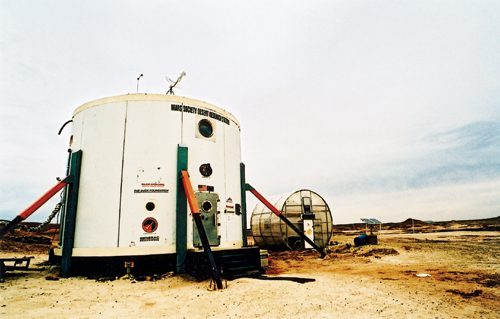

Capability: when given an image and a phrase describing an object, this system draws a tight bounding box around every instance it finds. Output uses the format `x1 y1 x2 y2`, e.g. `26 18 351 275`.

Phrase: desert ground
1 229 498 318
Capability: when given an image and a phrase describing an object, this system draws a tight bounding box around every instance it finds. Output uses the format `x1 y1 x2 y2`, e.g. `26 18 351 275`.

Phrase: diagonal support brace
0 178 69 238
181 170 224 290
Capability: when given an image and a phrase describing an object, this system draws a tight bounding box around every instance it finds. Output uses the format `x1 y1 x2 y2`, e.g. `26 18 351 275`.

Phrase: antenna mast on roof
136 74 143 93
166 71 186 95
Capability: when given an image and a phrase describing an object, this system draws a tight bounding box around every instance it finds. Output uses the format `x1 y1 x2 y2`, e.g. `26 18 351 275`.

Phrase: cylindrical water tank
54 94 245 257
250 189 333 249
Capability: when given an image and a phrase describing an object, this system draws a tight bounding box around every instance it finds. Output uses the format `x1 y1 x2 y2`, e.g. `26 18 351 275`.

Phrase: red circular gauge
142 217 158 233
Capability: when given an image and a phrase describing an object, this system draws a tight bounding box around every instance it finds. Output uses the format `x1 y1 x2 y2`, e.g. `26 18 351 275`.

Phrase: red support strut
19 178 69 220
180 170 200 214
180 170 224 290
0 178 69 238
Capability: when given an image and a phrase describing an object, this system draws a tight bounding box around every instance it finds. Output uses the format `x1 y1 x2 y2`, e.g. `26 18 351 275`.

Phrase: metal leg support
180 170 223 289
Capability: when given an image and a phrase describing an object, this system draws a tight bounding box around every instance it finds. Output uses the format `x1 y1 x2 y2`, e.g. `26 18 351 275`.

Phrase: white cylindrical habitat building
54 94 246 258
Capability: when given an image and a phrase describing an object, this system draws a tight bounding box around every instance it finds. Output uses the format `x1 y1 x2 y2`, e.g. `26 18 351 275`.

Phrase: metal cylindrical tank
250 189 333 249
55 94 245 257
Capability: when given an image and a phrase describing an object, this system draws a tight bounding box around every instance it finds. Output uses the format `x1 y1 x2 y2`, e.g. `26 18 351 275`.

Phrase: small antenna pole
136 74 143 93
167 71 186 95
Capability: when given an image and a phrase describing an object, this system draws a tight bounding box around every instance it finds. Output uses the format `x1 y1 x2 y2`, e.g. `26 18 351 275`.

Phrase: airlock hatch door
193 192 220 247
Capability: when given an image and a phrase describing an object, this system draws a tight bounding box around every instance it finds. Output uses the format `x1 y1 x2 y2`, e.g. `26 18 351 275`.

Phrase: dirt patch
0 238 50 254
473 273 500 288
401 245 421 251
380 277 398 281
359 248 399 257
446 289 483 298
3 235 51 245
329 243 352 253
433 271 500 289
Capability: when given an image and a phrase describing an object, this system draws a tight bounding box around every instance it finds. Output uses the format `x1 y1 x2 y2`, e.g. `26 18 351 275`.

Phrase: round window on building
145 202 155 211
198 119 213 138
202 201 212 212
199 163 213 177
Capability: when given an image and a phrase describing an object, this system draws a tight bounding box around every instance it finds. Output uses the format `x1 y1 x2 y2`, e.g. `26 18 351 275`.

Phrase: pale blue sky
1 0 499 224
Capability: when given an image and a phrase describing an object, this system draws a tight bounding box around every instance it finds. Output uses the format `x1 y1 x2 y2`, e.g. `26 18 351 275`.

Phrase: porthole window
145 202 155 211
198 119 213 138
202 201 212 212
199 163 213 177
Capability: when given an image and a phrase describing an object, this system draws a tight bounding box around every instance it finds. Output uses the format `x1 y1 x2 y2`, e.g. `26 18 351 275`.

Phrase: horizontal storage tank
250 189 333 250
54 94 245 258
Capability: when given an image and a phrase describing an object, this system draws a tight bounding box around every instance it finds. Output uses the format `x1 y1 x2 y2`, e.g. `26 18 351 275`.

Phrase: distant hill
400 218 428 227
333 216 499 233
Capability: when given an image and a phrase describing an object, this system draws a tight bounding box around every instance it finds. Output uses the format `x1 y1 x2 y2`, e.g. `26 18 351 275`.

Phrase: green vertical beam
58 149 72 247
240 163 248 247
176 145 188 273
60 150 82 277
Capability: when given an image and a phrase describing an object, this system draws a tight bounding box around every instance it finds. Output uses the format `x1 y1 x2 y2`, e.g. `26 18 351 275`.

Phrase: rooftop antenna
166 71 186 95
136 74 143 93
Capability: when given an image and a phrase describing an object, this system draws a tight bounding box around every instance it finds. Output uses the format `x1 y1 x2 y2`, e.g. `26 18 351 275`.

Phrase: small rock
45 275 60 281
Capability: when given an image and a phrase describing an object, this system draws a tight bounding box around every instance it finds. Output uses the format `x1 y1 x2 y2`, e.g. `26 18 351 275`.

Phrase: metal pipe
245 183 327 258
57 120 73 135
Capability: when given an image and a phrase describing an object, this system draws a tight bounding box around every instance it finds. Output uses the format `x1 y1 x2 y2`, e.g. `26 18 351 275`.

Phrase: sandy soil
1 231 498 318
